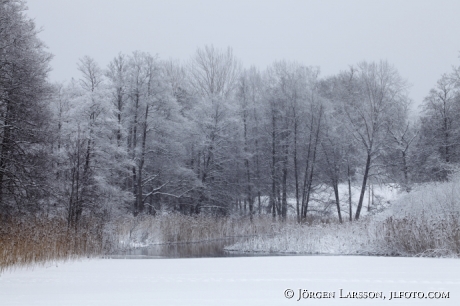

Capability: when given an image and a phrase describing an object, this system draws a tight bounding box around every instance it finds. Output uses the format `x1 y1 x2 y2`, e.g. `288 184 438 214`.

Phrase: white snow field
1 256 459 306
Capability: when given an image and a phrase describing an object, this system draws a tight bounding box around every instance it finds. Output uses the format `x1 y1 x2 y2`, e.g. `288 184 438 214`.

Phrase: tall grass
0 213 284 270
227 177 460 257
112 214 284 250
225 218 390 255
382 176 460 256
0 215 109 272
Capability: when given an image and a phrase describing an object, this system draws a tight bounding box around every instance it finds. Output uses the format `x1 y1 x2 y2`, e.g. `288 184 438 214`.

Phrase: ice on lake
1 256 459 305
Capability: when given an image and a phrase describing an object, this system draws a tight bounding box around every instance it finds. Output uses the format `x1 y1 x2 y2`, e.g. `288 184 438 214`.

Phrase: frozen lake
110 238 287 259
111 238 247 259
1 256 459 305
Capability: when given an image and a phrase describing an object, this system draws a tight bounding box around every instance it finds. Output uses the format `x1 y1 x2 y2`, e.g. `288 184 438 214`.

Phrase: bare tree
185 46 242 215
417 74 460 182
188 45 241 100
235 67 265 220
106 53 129 145
339 61 409 220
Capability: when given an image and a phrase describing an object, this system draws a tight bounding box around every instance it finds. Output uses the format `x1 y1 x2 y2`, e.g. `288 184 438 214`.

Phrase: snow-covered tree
416 72 460 181
50 57 131 228
336 61 410 220
0 0 53 215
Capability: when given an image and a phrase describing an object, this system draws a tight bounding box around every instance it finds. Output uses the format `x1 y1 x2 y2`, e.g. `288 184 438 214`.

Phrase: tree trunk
333 181 343 223
131 92 139 216
347 164 353 222
116 88 123 146
136 105 149 214
243 108 253 221
402 150 408 188
367 183 371 212
281 163 287 221
301 106 322 221
294 117 300 223
281 135 288 221
253 107 261 216
444 116 449 163
300 116 314 221
258 191 261 215
355 152 371 220
271 110 277 220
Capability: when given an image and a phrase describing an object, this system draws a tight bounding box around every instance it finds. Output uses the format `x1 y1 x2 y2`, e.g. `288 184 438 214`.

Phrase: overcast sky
26 0 460 113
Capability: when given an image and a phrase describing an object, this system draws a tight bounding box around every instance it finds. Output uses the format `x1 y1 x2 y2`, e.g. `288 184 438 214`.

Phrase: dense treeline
0 0 52 217
2 0 460 229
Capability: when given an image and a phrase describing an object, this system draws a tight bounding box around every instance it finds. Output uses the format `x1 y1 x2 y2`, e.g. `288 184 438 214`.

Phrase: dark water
108 238 267 259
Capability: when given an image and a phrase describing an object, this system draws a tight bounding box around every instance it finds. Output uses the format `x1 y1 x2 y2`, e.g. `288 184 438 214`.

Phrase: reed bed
382 178 460 257
224 217 390 255
0 215 108 272
112 214 288 250
0 213 288 270
382 214 460 257
227 178 460 257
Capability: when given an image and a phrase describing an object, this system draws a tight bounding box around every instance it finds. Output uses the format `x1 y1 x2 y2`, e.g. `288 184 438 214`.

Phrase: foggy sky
26 0 460 114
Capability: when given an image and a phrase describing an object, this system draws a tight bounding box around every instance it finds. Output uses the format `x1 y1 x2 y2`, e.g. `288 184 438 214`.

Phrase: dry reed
112 214 290 250
0 215 108 272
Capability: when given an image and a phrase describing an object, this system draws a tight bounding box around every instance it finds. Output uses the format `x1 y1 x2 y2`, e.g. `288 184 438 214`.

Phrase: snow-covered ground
1 256 459 305
280 183 400 219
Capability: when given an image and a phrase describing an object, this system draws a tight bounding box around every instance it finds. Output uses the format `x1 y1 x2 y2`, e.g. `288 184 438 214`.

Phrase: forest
2 0 460 268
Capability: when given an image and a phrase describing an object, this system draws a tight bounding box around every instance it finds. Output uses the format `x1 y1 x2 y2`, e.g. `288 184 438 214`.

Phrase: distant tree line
2 0 460 227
